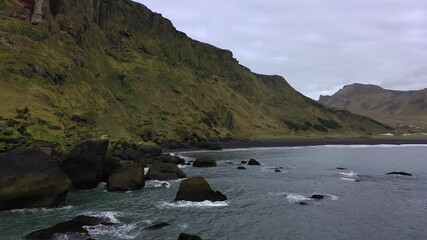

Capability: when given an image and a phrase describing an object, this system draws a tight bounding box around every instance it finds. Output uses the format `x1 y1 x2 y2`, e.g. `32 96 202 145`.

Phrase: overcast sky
137 0 427 99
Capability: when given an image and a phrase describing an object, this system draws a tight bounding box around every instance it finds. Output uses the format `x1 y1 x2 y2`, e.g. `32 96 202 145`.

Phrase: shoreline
166 137 427 152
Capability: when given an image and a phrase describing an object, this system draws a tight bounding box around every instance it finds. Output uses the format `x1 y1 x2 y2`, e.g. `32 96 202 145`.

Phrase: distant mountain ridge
319 83 427 128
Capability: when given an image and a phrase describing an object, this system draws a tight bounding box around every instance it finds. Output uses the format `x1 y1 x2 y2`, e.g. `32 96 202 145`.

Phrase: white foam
85 222 137 240
7 205 73 214
82 211 122 223
157 200 229 208
286 194 311 203
145 180 171 188
325 194 339 200
339 171 357 177
340 177 357 182
144 167 149 175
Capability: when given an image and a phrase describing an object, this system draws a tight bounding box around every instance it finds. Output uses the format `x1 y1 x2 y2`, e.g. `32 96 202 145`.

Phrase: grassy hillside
0 0 391 151
319 83 427 129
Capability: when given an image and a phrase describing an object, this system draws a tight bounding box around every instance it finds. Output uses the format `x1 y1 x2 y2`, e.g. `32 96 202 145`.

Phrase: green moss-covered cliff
0 0 390 149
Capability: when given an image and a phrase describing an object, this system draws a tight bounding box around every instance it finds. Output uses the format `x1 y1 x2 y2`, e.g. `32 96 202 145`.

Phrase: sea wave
7 205 73 214
85 222 137 239
157 200 229 208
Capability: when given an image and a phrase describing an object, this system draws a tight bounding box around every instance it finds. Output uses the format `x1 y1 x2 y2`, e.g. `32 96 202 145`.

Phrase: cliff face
0 0 390 149
319 83 427 128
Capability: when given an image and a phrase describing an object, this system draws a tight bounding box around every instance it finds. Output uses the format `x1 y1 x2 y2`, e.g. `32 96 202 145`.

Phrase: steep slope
319 83 427 128
0 0 390 150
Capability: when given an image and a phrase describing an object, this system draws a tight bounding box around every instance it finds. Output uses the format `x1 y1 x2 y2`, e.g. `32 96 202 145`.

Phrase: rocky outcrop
0 148 71 211
24 215 114 239
178 233 202 240
247 159 261 165
175 176 227 202
160 153 186 165
60 139 109 189
107 165 144 192
145 162 186 181
193 157 216 167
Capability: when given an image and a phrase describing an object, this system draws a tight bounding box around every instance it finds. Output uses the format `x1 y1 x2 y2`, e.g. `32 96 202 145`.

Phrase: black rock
337 167 347 170
178 233 202 240
175 176 227 202
107 166 145 192
311 194 324 200
274 169 282 173
145 222 170 230
60 139 109 189
387 172 413 176
24 215 113 240
145 162 186 180
193 157 216 167
247 159 261 166
0 148 72 211
237 166 246 170
298 201 308 205
241 161 247 164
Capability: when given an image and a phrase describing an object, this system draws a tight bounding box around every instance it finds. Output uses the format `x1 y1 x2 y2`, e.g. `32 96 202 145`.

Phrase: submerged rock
336 167 347 170
247 159 261 165
24 215 113 240
145 162 186 180
193 157 216 167
311 194 325 200
237 166 246 170
145 222 170 230
0 148 72 211
274 169 282 173
386 172 413 176
107 165 145 192
241 160 247 164
175 176 227 202
178 233 202 240
60 139 109 189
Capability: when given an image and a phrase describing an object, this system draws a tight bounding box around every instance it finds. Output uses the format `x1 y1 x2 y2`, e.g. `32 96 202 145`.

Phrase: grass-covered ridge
0 0 391 150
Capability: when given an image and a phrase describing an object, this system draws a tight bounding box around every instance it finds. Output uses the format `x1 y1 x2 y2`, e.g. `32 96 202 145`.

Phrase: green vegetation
0 0 391 150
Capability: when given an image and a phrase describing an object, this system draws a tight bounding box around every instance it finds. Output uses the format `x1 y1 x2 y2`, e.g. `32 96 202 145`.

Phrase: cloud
137 0 427 99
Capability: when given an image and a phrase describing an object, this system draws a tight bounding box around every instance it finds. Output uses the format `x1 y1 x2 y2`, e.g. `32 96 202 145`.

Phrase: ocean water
1 145 427 240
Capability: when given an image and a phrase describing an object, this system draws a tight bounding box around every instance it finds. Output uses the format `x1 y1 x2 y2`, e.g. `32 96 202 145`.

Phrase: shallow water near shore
2 144 427 240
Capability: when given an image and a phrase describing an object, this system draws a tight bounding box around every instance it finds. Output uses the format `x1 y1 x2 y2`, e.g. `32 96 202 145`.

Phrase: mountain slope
319 83 427 128
0 0 390 149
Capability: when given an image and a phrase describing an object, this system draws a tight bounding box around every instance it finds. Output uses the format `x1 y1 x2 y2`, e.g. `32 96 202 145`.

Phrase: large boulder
160 153 186 165
247 159 261 165
145 162 186 181
107 165 145 192
178 233 202 240
175 176 227 202
138 142 162 157
102 155 130 182
60 139 109 189
0 148 72 211
193 157 216 167
24 215 113 240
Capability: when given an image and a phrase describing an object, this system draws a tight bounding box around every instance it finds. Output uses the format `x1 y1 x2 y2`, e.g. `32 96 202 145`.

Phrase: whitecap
286 194 311 203
157 200 229 208
340 177 357 182
82 211 122 223
145 180 171 188
339 171 357 177
7 205 73 214
325 194 339 200
85 222 137 240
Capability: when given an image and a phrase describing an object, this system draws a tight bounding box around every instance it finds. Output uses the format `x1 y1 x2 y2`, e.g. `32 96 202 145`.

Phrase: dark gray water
1 144 427 240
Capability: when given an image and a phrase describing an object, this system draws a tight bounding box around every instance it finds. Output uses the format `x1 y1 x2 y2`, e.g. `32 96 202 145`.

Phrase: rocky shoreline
0 138 230 240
